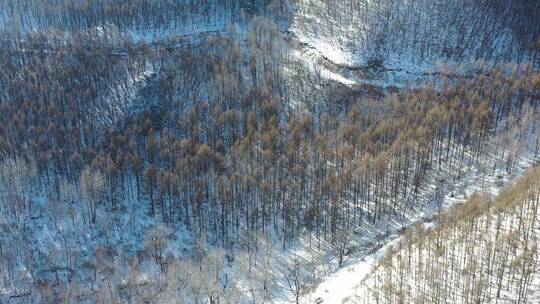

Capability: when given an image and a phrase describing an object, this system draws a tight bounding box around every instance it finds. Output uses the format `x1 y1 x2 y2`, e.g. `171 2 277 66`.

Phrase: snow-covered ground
299 236 400 304
530 219 540 302
96 63 155 126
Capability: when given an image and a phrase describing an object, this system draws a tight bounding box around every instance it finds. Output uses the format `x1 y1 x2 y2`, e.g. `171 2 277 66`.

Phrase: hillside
0 1 539 303
351 166 540 303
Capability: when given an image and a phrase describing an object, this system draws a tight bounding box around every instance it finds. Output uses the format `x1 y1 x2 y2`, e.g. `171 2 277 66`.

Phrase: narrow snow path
306 237 399 304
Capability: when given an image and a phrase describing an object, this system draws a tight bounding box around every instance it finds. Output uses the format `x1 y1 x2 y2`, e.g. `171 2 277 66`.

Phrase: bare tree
281 256 315 304
332 225 354 268
79 167 106 225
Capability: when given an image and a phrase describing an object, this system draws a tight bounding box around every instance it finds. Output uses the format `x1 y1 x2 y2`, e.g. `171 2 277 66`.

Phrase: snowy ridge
287 0 538 89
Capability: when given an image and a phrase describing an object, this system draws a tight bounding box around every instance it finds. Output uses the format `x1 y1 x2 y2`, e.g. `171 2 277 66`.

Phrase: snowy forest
0 0 539 303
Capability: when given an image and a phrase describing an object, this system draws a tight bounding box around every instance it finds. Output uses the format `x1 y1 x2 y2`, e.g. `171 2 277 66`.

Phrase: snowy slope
303 157 539 304
287 0 539 88
0 1 539 303
277 134 539 303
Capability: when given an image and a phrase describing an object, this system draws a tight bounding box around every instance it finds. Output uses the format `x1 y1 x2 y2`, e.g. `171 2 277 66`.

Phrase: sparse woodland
0 0 539 303
356 166 540 304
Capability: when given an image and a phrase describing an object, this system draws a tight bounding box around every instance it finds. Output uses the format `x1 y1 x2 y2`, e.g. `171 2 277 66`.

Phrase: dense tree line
0 0 289 36
0 29 150 185
71 64 540 248
1 25 538 250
